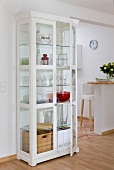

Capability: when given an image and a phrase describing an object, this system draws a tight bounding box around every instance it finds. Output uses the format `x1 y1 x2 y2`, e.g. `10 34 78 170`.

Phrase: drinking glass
36 27 42 43
47 109 53 123
43 111 49 123
59 74 63 85
56 74 63 85
43 74 47 86
63 73 68 85
36 74 41 86
63 105 68 125
47 73 53 85
48 54 53 65
40 74 44 86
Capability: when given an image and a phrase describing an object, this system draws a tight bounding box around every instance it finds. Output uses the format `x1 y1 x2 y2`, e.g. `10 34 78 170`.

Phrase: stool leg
89 100 92 131
80 99 84 127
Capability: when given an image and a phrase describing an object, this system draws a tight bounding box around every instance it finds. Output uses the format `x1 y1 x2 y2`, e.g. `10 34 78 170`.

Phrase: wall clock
89 40 98 50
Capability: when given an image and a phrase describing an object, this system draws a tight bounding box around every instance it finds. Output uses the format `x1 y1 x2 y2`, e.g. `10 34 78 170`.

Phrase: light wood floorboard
0 133 114 170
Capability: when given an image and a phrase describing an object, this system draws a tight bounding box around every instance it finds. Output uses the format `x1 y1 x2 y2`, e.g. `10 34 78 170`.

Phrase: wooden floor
0 133 114 170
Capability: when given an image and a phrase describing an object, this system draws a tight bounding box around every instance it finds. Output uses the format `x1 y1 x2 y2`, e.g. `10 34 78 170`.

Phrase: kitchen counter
88 82 114 135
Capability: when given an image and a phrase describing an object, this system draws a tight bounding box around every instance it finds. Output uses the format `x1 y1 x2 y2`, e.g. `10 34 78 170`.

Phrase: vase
106 74 113 82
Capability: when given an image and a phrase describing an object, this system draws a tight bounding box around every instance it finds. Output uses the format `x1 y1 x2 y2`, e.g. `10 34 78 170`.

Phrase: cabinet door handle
54 104 57 106
72 104 74 106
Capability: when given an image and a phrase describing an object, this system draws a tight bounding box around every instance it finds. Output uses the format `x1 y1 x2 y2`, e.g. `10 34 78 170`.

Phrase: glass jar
41 54 49 65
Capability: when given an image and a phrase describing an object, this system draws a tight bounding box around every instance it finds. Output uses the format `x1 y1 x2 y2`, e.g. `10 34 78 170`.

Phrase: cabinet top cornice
15 11 79 24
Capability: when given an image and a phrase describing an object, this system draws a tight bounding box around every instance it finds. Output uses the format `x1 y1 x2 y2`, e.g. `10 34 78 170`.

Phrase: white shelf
18 65 30 70
36 65 54 70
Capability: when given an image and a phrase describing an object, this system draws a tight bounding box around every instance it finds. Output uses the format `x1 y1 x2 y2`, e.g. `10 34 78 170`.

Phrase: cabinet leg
75 147 79 153
17 155 20 160
28 162 37 166
80 99 84 127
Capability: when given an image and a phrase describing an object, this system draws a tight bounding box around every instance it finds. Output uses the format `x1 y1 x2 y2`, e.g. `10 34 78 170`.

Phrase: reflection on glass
36 108 53 154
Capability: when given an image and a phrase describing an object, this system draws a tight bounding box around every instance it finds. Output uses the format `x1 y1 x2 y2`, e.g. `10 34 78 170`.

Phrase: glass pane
20 108 30 153
56 69 70 103
20 70 29 104
56 22 70 67
72 70 76 102
19 23 29 65
57 104 70 152
36 70 53 104
36 23 53 65
36 108 53 154
72 105 76 148
72 25 75 65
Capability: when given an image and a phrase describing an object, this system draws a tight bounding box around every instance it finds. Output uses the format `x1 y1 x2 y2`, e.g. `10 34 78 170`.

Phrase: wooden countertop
88 81 114 84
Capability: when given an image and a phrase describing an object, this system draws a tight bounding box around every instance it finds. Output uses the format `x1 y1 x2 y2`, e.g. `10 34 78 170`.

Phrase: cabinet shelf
56 100 70 105
57 122 76 129
57 66 70 70
20 84 70 88
19 43 71 48
19 43 29 46
56 45 70 48
37 43 70 48
21 124 77 131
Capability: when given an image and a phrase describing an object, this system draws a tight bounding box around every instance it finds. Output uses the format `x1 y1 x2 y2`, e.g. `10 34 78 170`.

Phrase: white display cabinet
16 11 79 166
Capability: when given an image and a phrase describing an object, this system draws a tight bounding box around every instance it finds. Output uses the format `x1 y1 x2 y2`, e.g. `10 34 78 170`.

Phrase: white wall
77 23 114 117
1 0 114 158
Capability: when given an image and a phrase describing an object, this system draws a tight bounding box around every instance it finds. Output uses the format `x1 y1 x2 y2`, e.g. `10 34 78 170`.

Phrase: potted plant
100 62 114 81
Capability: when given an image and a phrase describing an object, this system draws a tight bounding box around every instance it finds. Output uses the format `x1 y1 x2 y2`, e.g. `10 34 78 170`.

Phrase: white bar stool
80 83 94 130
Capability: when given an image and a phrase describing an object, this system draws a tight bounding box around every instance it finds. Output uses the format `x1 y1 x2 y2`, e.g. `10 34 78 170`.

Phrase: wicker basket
37 123 53 130
22 129 53 153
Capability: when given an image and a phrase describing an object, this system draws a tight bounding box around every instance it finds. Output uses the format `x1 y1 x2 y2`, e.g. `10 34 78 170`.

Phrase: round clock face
89 40 98 50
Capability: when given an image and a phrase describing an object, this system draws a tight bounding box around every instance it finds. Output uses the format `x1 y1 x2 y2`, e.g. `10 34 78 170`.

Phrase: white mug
37 94 43 101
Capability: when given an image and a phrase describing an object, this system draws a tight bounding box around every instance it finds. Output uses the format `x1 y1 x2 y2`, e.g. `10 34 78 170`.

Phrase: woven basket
37 123 53 130
22 129 53 153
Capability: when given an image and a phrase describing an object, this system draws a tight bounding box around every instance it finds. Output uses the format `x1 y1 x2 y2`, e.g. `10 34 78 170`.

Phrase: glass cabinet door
17 21 30 154
34 19 56 157
70 21 77 156
35 20 55 105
